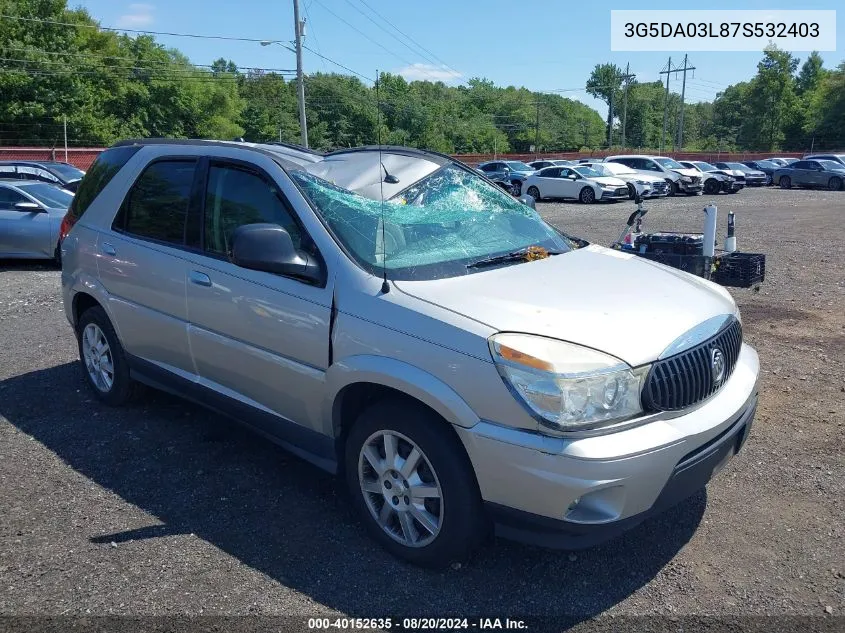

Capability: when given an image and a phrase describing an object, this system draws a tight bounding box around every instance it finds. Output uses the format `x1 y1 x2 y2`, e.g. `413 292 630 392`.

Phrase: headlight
489 334 647 432
681 176 692 183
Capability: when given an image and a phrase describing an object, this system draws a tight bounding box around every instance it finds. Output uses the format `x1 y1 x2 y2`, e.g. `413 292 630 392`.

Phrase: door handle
189 271 212 287
101 242 116 256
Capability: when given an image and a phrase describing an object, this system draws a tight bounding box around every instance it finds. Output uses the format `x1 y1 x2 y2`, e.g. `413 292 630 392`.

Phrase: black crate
634 251 711 278
714 252 766 288
635 232 704 256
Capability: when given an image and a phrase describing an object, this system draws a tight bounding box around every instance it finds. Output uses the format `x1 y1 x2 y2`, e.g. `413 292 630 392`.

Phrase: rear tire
829 176 843 191
779 176 792 189
510 180 522 196
344 399 486 568
579 186 596 204
76 306 135 406
526 185 541 202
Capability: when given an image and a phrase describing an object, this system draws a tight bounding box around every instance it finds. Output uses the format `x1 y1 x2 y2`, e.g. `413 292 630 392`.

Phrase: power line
308 0 444 82
344 0 460 77
0 57 295 77
0 13 275 42
354 0 458 75
301 0 328 73
1 46 295 73
301 44 374 83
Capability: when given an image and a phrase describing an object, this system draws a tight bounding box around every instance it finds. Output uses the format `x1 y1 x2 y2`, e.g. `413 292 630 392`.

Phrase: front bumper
600 188 630 200
455 343 759 549
723 180 745 192
679 180 704 194
744 176 767 186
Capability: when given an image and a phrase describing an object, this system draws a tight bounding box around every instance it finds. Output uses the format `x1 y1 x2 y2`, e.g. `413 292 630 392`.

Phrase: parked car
741 160 779 185
679 161 743 194
60 139 759 567
476 160 535 195
0 160 86 192
804 154 845 167
712 162 767 187
604 155 703 195
766 157 798 167
522 165 629 203
774 159 845 190
580 161 669 198
0 180 73 262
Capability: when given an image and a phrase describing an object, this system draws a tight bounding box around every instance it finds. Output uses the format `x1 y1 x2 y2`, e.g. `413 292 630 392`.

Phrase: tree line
1 0 843 154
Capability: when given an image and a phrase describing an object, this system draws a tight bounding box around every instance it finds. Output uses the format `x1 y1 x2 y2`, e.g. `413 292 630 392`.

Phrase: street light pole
292 0 308 148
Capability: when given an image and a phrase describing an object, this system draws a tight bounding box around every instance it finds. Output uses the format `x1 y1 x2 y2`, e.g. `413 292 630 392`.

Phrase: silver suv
60 140 759 567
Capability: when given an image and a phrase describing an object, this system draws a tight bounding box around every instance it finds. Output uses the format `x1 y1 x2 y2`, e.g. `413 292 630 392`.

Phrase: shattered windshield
290 164 573 280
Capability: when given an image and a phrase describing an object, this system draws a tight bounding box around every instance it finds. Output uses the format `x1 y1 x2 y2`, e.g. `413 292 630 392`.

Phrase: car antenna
376 70 390 294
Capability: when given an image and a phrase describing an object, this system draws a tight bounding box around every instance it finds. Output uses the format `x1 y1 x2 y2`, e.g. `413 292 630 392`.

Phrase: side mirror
502 167 511 175
14 201 43 212
518 195 536 210
231 223 322 284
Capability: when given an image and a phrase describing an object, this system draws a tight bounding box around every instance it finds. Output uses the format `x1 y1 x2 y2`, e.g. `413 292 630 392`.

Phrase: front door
184 159 334 437
0 187 50 257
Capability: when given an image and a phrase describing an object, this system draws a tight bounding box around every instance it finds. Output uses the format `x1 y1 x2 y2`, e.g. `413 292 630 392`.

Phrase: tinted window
479 164 495 172
68 145 142 223
204 164 301 256
538 167 561 178
47 163 85 180
0 186 28 210
120 160 196 245
791 161 812 170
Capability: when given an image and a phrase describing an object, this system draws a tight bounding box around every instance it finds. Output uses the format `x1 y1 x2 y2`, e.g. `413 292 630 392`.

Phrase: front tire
76 306 135 406
828 176 842 191
703 178 720 195
526 185 541 202
667 179 679 196
579 186 596 204
780 176 792 189
626 183 636 199
345 399 486 568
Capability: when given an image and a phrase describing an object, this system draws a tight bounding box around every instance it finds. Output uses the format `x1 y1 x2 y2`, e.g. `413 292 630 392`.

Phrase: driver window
204 164 301 257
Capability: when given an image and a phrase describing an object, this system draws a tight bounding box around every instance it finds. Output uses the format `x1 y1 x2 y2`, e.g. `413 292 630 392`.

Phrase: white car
605 155 704 195
580 161 670 198
523 165 630 204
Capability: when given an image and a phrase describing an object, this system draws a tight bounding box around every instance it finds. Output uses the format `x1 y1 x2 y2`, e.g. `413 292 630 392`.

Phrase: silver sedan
0 180 74 262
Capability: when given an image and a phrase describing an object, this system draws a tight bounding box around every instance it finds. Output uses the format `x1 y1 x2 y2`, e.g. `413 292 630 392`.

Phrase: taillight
59 212 77 242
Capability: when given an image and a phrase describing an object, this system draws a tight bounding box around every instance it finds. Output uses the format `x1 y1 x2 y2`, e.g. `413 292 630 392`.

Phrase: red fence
0 147 103 170
0 146 809 171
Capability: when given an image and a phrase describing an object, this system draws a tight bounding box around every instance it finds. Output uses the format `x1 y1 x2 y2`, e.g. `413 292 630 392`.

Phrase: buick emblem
711 348 726 384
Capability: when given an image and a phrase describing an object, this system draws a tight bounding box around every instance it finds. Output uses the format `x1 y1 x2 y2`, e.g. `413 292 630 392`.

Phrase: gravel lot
1 187 843 626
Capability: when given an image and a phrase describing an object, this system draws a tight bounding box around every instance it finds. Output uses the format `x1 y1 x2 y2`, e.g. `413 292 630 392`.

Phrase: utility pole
620 63 635 149
63 115 68 161
607 90 614 148
534 98 541 158
659 57 673 153
292 0 308 148
675 54 696 152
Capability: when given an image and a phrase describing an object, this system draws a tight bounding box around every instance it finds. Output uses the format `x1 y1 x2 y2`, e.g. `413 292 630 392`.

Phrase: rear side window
0 186 28 210
116 160 197 245
67 145 142 222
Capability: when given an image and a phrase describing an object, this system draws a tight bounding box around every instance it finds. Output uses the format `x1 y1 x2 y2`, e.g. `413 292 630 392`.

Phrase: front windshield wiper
466 247 564 269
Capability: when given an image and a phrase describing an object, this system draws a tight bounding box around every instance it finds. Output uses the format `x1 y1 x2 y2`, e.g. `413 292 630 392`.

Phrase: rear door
183 158 333 439
534 167 562 197
790 161 814 185
98 158 198 378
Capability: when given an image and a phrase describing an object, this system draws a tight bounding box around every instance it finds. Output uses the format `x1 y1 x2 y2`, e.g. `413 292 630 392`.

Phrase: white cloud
397 63 462 83
116 3 155 28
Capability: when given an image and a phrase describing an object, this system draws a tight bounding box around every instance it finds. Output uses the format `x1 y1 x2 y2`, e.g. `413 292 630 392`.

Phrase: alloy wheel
81 323 114 392
358 430 444 548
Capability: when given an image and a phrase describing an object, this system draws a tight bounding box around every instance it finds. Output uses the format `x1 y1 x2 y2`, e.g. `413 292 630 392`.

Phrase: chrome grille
616 187 628 196
642 318 743 411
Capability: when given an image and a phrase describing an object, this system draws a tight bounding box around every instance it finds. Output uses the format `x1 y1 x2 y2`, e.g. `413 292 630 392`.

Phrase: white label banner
611 10 836 51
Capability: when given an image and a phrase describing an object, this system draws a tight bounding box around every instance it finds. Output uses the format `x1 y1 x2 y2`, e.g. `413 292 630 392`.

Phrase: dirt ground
0 186 843 628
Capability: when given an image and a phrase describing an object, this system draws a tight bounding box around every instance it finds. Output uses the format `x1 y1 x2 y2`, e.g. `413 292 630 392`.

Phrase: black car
741 160 779 185
0 160 85 192
680 161 743 194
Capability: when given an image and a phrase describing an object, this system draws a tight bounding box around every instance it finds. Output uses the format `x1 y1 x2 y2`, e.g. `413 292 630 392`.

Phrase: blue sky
74 0 842 117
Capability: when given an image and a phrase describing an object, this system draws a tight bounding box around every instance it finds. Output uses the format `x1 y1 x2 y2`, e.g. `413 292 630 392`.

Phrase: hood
707 171 732 180
632 173 666 184
395 245 736 367
745 169 765 176
672 168 702 179
592 176 627 187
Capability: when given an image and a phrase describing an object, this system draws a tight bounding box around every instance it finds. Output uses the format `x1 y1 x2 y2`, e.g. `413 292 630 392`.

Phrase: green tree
586 63 624 145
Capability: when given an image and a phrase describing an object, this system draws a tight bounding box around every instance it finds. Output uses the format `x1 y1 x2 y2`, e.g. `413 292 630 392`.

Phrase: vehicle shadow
0 362 705 623
0 258 59 272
